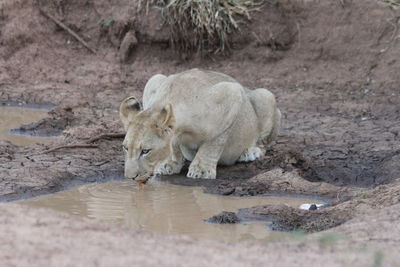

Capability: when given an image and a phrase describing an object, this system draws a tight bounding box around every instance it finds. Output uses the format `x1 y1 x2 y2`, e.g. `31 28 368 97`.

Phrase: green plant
138 0 277 54
353 189 369 199
372 250 384 267
289 230 307 240
98 17 115 28
317 233 345 248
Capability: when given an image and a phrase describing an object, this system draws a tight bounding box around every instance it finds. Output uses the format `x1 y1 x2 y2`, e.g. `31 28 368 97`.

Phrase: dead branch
86 133 125 143
42 144 98 154
38 7 97 54
39 132 124 155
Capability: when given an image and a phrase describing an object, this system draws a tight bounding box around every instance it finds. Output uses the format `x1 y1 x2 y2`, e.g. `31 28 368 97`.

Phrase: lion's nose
124 159 139 179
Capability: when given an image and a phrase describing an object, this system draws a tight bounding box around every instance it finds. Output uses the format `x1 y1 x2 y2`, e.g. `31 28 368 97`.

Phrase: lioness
120 69 281 180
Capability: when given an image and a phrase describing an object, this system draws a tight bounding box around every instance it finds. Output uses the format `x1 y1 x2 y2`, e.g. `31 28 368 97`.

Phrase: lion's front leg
154 138 184 176
187 133 228 179
154 159 183 175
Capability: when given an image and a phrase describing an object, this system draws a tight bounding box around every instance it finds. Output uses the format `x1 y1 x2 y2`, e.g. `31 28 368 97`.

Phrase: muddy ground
1 0 400 265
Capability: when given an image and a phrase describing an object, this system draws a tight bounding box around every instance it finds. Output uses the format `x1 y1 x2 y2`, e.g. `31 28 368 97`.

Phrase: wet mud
0 106 57 145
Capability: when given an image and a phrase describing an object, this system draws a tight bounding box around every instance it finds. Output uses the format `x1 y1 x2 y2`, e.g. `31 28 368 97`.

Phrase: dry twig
38 7 97 54
86 133 125 143
40 132 124 154
42 144 98 154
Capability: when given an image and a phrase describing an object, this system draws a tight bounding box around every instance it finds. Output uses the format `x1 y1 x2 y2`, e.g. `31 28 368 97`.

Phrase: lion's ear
119 96 142 131
156 104 175 134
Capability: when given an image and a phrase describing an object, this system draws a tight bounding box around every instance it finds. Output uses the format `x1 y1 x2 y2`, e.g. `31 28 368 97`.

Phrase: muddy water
21 180 324 242
0 106 55 145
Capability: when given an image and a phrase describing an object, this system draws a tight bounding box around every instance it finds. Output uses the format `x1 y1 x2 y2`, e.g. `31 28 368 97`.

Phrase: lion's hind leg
236 88 280 163
237 146 265 162
248 88 281 145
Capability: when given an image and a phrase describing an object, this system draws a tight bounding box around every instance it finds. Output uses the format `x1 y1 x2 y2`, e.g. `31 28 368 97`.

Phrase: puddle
20 180 324 242
0 106 56 145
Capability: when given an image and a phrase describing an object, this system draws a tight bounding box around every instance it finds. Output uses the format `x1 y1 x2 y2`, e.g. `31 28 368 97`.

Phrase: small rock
119 31 138 63
309 204 318 210
206 211 240 224
299 203 324 210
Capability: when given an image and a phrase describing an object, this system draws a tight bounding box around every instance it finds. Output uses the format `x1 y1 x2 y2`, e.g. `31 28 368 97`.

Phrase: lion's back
152 69 238 104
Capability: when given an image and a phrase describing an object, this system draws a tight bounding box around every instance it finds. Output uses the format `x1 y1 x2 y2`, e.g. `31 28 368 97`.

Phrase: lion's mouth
133 173 152 185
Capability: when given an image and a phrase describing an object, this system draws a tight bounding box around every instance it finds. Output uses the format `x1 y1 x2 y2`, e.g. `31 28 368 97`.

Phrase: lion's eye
122 145 128 152
140 149 151 157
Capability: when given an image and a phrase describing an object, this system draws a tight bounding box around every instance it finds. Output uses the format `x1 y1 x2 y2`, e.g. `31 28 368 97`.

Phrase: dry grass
138 0 276 54
380 0 400 8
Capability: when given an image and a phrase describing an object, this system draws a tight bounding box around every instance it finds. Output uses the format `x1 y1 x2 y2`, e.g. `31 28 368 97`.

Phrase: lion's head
119 96 175 179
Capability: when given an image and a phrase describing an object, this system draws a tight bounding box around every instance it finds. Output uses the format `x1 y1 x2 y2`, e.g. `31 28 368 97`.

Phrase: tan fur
120 69 281 179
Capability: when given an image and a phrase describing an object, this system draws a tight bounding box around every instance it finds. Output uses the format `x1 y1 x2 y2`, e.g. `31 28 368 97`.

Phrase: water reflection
0 106 55 145
20 180 324 242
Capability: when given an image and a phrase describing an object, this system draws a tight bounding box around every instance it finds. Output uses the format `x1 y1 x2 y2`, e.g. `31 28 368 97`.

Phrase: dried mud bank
1 202 400 267
0 0 399 242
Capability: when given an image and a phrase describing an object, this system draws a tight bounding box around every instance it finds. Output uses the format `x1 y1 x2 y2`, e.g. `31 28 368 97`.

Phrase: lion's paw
237 147 264 162
187 164 216 179
154 161 182 176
